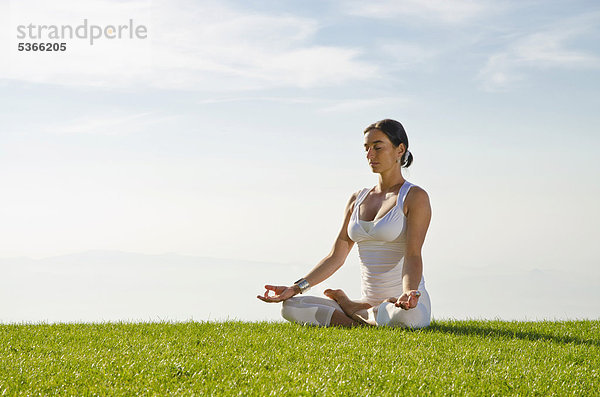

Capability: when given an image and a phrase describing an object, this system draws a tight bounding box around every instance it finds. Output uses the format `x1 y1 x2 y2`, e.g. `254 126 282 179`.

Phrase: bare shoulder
345 189 360 214
404 185 431 216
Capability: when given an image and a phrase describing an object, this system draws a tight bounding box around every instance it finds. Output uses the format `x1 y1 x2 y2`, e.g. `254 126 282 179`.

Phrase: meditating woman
257 119 432 328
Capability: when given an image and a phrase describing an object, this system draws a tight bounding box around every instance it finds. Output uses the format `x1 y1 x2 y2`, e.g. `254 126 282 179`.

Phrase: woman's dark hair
363 119 413 168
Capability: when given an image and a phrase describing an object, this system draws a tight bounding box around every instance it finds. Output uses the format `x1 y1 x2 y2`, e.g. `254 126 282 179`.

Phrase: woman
257 119 432 328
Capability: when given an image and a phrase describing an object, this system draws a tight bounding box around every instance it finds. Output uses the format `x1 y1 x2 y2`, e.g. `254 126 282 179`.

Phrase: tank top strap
355 187 371 206
351 188 370 217
398 181 414 207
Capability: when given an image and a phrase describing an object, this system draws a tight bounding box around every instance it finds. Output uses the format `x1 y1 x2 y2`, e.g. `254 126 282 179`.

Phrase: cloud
195 96 317 105
478 14 600 91
318 97 410 113
192 95 410 114
1 0 378 91
39 112 176 135
343 0 499 24
378 42 440 71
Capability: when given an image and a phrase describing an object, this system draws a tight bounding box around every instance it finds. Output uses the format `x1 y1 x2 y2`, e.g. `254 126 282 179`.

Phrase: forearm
301 254 345 288
402 255 423 292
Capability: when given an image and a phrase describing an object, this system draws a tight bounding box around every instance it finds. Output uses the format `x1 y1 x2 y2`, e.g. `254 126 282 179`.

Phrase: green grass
1 320 598 396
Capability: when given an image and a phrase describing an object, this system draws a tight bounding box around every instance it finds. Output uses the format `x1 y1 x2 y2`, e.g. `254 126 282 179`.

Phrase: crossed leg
324 288 433 329
329 310 365 327
281 289 381 327
324 289 377 326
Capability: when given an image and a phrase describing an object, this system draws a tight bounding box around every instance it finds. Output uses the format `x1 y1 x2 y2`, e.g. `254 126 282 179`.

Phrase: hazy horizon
1 248 598 323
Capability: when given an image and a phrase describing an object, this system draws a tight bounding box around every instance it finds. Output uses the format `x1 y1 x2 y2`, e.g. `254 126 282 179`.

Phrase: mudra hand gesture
387 290 421 310
256 285 298 303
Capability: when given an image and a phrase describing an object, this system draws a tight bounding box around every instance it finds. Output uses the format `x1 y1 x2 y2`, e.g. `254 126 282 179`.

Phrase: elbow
404 251 423 260
329 249 350 265
404 255 423 268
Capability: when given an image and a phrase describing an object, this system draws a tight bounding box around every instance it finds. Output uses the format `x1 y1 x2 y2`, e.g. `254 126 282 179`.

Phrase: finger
398 298 409 310
257 295 281 303
410 294 420 308
264 285 277 291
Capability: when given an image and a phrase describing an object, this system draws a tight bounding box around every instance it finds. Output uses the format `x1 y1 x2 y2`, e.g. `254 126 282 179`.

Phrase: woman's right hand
386 290 421 310
256 284 299 303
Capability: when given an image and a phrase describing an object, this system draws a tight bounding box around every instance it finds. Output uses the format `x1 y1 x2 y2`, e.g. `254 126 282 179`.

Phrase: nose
366 147 375 160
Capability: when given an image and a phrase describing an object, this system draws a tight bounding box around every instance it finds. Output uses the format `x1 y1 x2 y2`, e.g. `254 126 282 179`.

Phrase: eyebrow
364 140 385 148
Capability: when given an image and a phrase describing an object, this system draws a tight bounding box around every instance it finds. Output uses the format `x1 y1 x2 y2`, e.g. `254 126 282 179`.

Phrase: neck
376 167 405 192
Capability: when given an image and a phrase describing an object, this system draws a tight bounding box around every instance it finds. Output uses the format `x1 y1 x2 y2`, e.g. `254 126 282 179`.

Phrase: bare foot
324 289 373 325
323 288 350 303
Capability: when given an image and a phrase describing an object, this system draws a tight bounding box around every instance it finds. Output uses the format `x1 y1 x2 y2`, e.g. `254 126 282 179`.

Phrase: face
363 129 405 172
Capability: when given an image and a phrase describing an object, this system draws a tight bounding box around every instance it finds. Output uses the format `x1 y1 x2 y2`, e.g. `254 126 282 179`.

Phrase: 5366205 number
18 43 67 51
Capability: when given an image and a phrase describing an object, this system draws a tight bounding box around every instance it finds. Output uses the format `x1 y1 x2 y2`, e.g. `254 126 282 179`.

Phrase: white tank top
347 181 426 305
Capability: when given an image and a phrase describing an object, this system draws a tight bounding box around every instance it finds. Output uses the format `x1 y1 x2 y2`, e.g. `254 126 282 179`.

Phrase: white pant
281 291 431 329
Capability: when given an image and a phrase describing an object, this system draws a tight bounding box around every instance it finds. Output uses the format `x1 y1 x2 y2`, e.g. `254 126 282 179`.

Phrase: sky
1 0 599 323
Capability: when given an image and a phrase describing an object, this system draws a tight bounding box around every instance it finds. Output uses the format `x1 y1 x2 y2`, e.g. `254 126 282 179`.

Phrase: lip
369 162 379 166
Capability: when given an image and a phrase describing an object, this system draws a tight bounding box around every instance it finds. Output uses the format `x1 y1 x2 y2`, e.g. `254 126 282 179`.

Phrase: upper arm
405 187 432 257
328 191 358 260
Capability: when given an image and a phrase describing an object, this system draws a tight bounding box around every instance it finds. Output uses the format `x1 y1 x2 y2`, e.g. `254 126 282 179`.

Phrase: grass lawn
1 320 598 395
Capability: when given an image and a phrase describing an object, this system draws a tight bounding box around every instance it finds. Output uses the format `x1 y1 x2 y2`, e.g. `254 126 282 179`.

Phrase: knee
376 301 431 329
280 297 334 327
280 297 299 323
281 297 313 324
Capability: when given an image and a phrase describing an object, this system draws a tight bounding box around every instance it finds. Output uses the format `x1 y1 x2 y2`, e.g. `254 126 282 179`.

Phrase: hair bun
403 150 413 168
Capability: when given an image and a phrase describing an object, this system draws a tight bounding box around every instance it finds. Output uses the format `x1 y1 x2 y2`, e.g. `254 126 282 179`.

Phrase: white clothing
281 181 431 328
348 181 427 304
281 296 341 327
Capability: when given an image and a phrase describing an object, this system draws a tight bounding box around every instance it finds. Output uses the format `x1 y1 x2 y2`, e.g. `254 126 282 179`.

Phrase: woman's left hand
387 290 421 310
